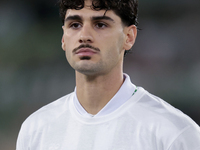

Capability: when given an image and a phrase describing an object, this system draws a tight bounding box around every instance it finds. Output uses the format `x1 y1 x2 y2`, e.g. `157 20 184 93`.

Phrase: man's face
62 0 135 76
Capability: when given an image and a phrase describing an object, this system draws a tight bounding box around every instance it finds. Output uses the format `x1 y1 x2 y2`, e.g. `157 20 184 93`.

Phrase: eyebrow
91 16 115 23
64 15 115 23
65 15 82 22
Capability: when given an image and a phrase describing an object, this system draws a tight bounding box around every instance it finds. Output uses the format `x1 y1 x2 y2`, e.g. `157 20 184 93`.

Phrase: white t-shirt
16 76 200 150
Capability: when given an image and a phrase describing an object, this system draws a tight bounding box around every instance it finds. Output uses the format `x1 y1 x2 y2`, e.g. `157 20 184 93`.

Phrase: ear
123 25 137 50
61 26 66 51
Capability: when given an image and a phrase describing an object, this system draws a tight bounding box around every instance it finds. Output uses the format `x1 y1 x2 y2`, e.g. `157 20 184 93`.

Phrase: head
59 0 138 55
60 0 138 76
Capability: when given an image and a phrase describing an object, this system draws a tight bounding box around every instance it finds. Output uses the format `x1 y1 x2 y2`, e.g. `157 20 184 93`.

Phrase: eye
95 22 107 29
69 22 82 29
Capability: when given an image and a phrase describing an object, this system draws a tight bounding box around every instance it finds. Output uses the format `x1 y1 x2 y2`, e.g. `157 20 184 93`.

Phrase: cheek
103 30 125 50
63 33 76 52
101 43 122 65
62 36 73 62
65 49 75 68
108 37 125 56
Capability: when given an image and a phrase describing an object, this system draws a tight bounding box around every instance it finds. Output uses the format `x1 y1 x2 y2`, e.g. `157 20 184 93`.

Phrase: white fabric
73 74 136 117
16 86 200 150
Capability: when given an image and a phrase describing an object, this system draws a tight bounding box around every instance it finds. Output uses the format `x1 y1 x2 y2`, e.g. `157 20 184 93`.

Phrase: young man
17 0 200 149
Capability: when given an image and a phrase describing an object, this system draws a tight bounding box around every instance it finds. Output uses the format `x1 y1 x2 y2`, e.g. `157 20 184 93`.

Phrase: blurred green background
0 0 200 149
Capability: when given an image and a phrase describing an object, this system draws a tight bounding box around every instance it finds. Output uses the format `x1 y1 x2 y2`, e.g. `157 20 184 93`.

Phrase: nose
79 24 94 44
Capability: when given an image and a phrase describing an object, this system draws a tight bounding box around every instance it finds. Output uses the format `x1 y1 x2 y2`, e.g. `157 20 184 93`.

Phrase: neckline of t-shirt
68 87 146 124
73 74 137 117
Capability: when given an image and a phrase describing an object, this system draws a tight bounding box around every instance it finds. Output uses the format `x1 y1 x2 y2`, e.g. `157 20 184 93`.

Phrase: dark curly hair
59 0 138 27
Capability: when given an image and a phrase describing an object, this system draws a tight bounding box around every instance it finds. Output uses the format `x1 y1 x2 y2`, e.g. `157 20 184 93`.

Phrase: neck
75 70 124 115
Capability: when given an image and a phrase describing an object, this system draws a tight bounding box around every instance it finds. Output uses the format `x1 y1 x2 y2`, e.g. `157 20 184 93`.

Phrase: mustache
72 44 100 53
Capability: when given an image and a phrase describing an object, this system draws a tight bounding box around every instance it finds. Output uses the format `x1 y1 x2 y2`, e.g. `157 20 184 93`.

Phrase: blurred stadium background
0 0 200 149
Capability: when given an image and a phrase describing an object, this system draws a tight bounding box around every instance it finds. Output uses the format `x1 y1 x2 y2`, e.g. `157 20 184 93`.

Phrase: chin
77 69 99 76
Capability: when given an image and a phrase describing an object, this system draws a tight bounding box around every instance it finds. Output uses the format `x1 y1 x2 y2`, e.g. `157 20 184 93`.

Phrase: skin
62 0 137 115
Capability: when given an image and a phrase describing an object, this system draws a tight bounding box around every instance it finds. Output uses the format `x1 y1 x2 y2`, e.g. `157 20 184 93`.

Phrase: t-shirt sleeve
168 125 200 150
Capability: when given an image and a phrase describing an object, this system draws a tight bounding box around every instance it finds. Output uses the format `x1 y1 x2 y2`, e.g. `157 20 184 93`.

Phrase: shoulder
128 87 200 148
21 92 74 133
132 87 198 129
16 92 75 149
127 87 200 134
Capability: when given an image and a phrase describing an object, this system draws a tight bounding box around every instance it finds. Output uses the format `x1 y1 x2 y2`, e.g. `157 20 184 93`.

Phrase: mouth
75 48 98 57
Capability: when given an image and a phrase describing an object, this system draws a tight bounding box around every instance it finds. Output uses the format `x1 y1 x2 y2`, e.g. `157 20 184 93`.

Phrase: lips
75 48 98 57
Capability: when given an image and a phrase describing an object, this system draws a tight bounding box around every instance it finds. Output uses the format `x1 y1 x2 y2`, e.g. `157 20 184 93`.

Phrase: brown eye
95 22 107 29
70 23 82 29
